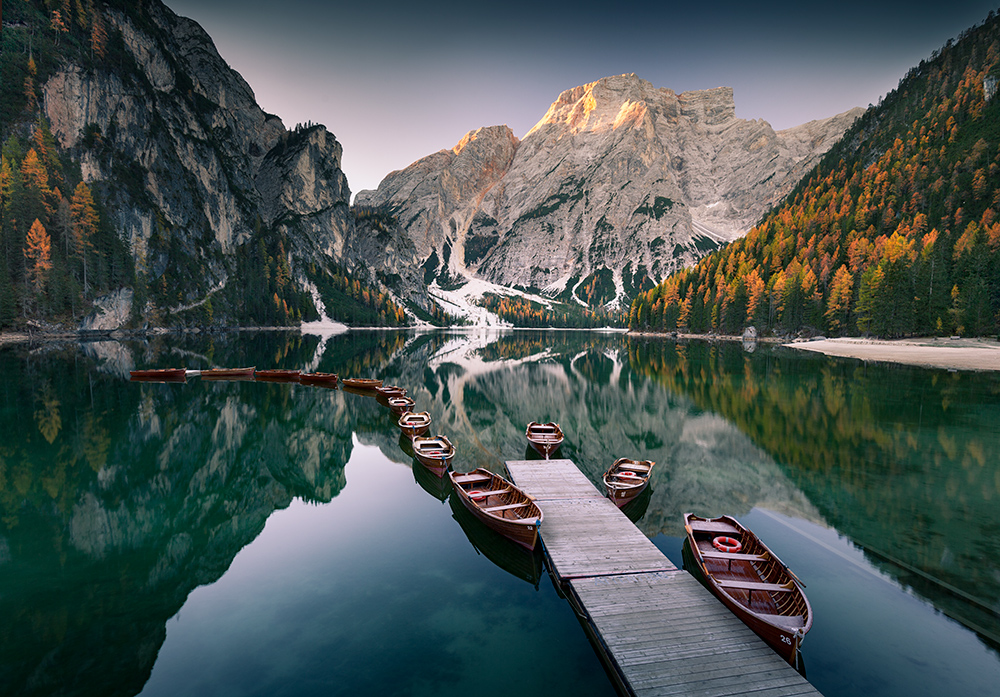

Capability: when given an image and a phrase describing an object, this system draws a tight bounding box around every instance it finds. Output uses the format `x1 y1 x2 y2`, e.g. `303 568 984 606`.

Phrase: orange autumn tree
25 218 53 299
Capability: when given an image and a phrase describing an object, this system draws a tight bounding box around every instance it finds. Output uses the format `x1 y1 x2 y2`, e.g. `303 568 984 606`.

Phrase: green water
1 330 998 696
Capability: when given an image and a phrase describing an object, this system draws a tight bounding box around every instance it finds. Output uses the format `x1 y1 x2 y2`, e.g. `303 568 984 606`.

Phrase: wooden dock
505 459 822 697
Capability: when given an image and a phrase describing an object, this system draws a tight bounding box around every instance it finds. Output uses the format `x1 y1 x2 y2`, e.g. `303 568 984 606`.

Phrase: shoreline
628 330 1000 372
780 336 1000 372
5 326 1000 372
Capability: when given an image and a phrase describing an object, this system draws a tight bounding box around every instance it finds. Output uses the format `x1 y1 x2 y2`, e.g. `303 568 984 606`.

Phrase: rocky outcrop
38 0 419 325
80 288 134 331
358 74 863 306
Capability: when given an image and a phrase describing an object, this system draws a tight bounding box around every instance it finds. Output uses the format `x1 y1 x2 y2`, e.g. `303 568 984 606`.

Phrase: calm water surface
1 330 998 696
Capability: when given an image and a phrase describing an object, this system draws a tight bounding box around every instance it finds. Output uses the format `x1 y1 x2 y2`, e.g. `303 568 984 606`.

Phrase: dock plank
571 573 818 696
505 458 822 697
505 459 607 500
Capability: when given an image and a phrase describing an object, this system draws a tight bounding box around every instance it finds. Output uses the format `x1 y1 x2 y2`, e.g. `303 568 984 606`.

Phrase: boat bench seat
687 521 740 534
701 550 768 562
482 502 532 513
453 474 492 483
717 579 794 593
467 487 511 500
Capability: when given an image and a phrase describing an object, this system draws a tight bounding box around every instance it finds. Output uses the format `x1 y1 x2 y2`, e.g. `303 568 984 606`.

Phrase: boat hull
375 385 406 405
449 468 542 551
130 368 186 382
255 370 301 382
398 412 431 440
411 435 454 477
300 372 338 386
683 513 812 666
200 367 255 380
341 378 382 392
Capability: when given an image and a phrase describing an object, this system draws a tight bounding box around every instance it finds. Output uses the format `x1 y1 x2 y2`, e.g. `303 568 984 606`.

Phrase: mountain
1 0 424 331
631 12 1000 338
357 74 862 308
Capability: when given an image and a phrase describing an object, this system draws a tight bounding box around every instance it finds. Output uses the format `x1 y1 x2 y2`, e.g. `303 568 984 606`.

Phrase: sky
165 0 1000 197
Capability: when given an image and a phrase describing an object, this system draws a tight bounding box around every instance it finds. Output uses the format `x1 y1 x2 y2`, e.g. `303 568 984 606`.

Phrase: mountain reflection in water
1 329 998 697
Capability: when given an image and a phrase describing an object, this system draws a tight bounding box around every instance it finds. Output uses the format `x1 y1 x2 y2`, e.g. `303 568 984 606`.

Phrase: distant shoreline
629 331 1000 372
780 336 1000 372
5 326 999 372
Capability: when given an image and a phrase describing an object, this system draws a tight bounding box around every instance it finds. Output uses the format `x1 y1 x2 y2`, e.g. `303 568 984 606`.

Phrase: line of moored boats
130 365 811 666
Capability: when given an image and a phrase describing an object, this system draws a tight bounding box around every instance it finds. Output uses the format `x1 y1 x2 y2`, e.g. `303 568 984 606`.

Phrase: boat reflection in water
618 484 653 523
412 455 453 502
398 433 416 460
449 493 545 588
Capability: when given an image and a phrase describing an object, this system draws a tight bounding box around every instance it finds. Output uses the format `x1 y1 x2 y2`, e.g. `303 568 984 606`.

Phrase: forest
478 292 625 328
630 13 1000 338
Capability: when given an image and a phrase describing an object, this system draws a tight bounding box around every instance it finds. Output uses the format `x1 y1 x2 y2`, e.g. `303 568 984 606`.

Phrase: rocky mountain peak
452 125 519 156
361 74 862 308
527 74 738 137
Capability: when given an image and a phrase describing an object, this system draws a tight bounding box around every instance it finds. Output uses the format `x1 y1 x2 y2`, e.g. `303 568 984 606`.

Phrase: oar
780 562 806 588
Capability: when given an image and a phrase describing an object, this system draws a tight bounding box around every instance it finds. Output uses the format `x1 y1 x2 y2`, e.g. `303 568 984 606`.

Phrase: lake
1 329 998 697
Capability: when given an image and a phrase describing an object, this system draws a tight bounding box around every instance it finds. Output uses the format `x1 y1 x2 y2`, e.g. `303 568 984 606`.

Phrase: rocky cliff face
39 0 425 325
358 74 863 306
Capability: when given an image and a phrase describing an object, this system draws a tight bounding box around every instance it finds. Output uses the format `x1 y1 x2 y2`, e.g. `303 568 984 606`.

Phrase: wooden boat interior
342 378 382 389
388 396 415 414
527 423 562 441
606 459 652 482
413 436 454 457
687 516 808 621
452 471 539 523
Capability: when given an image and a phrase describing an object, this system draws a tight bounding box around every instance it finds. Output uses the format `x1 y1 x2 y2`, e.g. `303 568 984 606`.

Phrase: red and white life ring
712 536 742 553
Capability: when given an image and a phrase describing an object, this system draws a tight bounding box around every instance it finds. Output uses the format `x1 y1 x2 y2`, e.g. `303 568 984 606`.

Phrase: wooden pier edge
505 458 823 697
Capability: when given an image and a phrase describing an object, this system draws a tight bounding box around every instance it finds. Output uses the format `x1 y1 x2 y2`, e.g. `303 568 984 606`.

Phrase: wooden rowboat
255 369 301 382
388 395 416 415
398 411 431 440
411 435 455 477
200 367 255 380
375 384 406 405
299 372 338 386
684 513 812 666
525 421 563 459
130 368 186 382
341 377 383 393
603 458 654 507
449 468 542 550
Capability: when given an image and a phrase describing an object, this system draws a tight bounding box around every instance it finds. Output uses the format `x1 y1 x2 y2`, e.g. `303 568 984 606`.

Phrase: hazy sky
165 0 999 196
